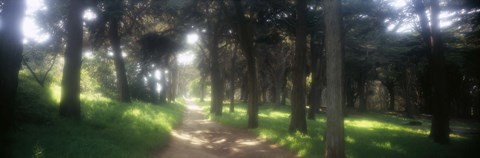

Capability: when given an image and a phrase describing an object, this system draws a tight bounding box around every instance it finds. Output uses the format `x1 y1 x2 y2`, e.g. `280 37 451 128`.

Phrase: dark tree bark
324 0 346 157
230 50 237 112
0 0 25 156
345 79 356 108
209 20 224 116
358 78 367 112
308 32 320 120
109 13 131 103
307 0 323 120
233 0 259 128
59 0 84 120
402 61 416 118
385 82 395 111
200 73 206 102
414 0 450 144
289 0 308 134
240 75 248 102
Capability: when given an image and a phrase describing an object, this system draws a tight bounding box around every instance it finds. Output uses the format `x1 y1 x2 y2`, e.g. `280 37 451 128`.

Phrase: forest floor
156 99 296 158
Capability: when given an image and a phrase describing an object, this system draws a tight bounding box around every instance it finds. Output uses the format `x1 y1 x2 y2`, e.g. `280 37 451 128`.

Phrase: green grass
199 101 480 158
12 75 185 158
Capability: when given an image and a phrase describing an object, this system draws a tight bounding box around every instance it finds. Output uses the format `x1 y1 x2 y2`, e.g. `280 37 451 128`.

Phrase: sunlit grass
199 101 480 158
13 75 185 158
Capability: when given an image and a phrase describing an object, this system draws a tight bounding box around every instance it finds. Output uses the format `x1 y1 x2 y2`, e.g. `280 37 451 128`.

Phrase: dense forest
1 0 479 157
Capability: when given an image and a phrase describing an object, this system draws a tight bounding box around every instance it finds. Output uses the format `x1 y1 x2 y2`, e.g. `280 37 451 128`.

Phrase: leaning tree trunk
0 0 25 157
59 0 84 119
324 0 346 157
289 0 308 134
234 0 259 128
109 17 131 103
414 0 450 144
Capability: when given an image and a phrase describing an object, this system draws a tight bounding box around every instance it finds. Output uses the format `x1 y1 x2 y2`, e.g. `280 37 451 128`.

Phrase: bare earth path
156 99 296 158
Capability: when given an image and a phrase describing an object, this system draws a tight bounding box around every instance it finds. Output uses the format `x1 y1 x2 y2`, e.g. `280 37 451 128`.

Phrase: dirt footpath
156 100 296 158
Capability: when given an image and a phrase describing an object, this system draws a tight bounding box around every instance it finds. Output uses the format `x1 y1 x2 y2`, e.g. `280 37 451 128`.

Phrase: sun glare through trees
1 0 480 158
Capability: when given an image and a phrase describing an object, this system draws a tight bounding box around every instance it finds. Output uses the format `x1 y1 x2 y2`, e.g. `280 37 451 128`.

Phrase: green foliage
13 75 184 158
199 101 480 158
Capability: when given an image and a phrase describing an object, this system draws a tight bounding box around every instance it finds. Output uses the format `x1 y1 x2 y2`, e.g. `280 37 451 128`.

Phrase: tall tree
230 47 237 112
209 1 225 116
324 0 345 157
59 0 84 119
107 0 131 102
0 0 25 156
233 0 259 128
289 0 308 133
413 0 450 144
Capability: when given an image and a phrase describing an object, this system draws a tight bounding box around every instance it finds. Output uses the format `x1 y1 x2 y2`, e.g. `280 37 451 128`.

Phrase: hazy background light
177 51 196 65
83 9 97 21
186 33 199 44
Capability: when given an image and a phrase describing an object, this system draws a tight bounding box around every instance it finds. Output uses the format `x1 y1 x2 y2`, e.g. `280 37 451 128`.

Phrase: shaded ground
156 100 296 158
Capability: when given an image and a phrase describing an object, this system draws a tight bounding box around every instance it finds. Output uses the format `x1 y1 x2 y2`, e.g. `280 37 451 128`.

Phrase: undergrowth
12 74 184 158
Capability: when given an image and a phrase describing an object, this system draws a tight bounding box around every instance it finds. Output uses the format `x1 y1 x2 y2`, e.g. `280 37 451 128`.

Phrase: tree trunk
159 70 167 103
109 16 131 103
0 0 25 156
230 50 237 112
414 0 450 144
59 0 84 120
240 75 248 102
200 74 206 102
404 61 416 118
346 79 355 108
289 0 308 134
385 82 395 111
209 19 224 116
233 0 259 128
324 0 346 157
358 79 367 112
307 0 323 120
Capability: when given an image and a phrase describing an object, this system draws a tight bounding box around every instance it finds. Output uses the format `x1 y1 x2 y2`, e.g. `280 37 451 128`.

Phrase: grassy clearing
12 76 184 158
198 101 480 158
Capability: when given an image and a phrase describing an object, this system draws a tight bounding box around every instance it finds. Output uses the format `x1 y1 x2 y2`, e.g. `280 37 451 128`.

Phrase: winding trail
156 99 296 158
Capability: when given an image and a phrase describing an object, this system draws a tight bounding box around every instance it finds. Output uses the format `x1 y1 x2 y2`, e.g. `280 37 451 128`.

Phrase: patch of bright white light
177 51 196 65
389 0 406 9
156 83 162 93
155 69 161 80
186 33 199 44
83 9 97 21
23 0 50 43
84 51 94 59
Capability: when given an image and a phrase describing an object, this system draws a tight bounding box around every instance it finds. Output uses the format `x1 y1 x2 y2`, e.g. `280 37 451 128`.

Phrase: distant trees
324 0 345 157
59 0 84 119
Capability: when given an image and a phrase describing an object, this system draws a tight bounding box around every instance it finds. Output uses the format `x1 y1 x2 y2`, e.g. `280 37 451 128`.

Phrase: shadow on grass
198 101 480 158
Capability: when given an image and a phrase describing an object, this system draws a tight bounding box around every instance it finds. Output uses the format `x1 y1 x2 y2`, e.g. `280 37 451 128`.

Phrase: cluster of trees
1 0 480 157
